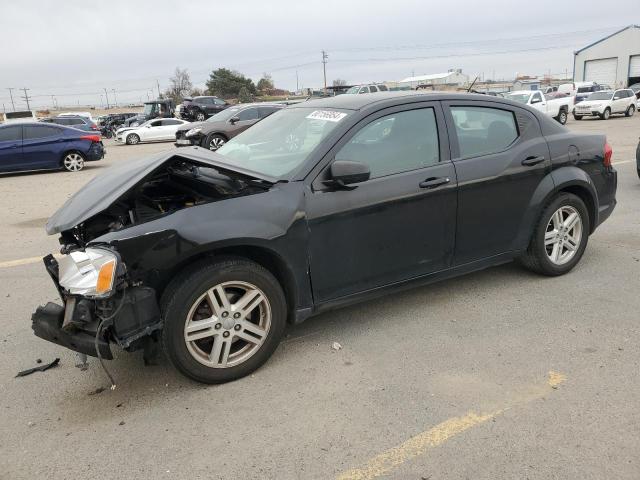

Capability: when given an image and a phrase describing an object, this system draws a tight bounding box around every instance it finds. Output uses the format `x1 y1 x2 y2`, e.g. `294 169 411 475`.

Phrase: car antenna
467 76 479 93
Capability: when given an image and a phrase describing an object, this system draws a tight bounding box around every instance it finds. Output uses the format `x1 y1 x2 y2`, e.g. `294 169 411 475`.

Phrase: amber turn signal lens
96 259 116 294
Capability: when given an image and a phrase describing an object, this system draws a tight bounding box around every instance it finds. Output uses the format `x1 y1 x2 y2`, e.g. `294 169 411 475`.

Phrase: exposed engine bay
62 158 270 246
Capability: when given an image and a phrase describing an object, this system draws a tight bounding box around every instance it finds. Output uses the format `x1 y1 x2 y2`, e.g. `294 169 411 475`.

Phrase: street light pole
322 50 328 95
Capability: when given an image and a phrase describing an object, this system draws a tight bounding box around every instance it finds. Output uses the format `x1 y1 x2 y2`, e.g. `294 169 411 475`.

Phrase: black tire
519 193 590 276
625 105 635 117
161 258 287 384
556 109 568 125
126 133 140 145
204 133 227 151
573 114 583 121
600 108 610 120
195 111 206 122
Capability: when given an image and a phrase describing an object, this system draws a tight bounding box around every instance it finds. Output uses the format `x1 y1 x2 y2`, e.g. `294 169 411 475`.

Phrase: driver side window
335 108 440 179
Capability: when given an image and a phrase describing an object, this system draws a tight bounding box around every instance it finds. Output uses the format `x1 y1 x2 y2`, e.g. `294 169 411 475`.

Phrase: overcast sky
0 0 637 109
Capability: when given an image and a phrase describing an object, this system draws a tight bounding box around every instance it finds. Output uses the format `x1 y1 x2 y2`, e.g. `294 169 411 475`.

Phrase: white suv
574 89 637 120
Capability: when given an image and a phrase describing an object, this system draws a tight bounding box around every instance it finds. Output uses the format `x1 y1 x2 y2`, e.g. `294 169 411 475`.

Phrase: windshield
345 86 360 94
142 103 157 116
577 86 595 93
505 93 531 104
206 107 243 122
588 92 613 100
216 107 350 178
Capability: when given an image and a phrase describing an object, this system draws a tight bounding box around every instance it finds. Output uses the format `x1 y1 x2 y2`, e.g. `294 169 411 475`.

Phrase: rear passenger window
335 108 440 179
450 107 519 159
24 125 60 139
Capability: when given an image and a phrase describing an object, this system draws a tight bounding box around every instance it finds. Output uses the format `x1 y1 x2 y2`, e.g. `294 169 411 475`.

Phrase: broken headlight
58 248 119 298
185 127 202 137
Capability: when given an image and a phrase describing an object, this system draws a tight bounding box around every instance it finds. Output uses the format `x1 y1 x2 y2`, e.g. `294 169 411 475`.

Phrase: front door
306 103 457 302
442 101 551 265
0 125 23 172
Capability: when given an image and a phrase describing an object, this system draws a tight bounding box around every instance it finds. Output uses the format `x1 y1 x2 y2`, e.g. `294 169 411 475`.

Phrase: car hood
45 148 279 235
176 121 206 132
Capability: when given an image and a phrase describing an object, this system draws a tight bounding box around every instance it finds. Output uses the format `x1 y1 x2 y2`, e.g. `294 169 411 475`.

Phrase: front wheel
205 133 226 151
573 114 583 121
600 108 611 120
126 133 140 145
625 105 635 117
520 193 590 276
196 111 206 121
62 152 85 172
161 258 287 384
556 110 568 125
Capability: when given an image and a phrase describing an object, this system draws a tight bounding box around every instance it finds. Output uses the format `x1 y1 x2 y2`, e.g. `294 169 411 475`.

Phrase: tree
189 87 205 97
257 73 274 93
332 78 347 87
206 68 256 99
237 86 253 103
165 67 193 103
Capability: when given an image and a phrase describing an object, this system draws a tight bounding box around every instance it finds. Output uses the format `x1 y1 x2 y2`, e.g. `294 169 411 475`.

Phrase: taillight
80 134 101 143
91 124 98 130
603 141 613 167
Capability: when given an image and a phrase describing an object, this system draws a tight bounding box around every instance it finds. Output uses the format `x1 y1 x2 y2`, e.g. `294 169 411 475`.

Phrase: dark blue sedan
0 122 105 173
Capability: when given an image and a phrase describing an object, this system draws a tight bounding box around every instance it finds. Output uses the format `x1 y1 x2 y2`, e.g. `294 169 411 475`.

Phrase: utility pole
103 88 110 109
321 50 328 95
296 70 299 93
112 89 118 107
6 88 16 111
156 80 161 98
20 88 32 111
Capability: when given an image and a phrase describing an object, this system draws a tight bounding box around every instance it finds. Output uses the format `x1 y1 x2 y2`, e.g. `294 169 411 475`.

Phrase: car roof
287 91 511 111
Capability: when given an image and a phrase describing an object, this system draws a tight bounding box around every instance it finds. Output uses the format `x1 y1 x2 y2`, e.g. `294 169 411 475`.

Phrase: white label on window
306 110 347 122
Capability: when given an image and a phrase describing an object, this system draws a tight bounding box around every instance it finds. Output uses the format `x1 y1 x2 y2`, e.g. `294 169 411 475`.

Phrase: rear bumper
32 302 113 359
86 142 105 161
596 169 617 229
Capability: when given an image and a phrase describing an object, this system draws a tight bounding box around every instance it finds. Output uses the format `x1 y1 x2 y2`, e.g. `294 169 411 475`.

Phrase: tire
556 109 568 125
161 258 287 384
126 133 140 145
600 108 610 120
62 151 85 172
519 193 590 276
196 111 206 122
625 105 635 117
573 114 583 121
204 133 226 151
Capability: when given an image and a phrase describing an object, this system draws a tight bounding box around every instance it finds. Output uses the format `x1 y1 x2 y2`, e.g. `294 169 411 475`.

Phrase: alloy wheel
197 112 206 121
183 281 271 368
559 111 567 124
209 136 225 150
545 206 583 265
63 153 84 172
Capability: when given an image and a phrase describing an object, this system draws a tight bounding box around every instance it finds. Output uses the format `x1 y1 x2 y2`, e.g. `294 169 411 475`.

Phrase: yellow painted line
0 253 61 269
337 371 566 480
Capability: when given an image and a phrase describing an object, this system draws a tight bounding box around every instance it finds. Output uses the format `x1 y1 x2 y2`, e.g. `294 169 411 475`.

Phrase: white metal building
573 25 640 88
399 69 469 89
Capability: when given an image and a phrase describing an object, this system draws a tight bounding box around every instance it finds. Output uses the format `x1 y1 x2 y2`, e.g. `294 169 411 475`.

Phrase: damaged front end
32 148 276 361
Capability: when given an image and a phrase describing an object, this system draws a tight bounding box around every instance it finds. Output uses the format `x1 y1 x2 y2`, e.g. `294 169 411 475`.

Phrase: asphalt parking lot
1 115 639 479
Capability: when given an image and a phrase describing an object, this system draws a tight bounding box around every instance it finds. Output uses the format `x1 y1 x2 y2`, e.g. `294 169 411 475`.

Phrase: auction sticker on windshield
306 110 347 122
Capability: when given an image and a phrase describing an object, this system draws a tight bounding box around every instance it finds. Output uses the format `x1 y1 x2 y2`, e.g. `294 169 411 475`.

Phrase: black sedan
32 92 617 384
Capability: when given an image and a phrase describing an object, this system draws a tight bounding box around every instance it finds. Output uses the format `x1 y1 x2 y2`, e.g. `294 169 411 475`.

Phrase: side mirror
324 160 370 190
230 116 240 124
146 125 151 128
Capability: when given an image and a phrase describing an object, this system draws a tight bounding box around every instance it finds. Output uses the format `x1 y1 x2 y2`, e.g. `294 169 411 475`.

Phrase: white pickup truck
505 90 574 125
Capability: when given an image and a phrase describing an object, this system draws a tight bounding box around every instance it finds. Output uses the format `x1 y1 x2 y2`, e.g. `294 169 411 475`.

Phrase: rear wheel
62 152 85 172
161 258 287 384
625 105 635 117
556 109 568 125
520 193 590 276
600 108 611 120
126 133 140 145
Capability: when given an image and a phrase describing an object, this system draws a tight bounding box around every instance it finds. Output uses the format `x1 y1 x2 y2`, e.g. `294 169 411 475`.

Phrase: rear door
0 125 23 172
442 101 551 265
22 125 64 170
157 119 183 139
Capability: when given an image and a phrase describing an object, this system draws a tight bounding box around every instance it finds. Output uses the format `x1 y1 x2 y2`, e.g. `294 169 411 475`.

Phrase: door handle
522 155 545 166
419 177 450 189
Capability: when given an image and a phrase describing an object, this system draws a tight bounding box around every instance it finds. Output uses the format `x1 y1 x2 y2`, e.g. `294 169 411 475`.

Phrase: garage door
584 58 618 86
630 55 640 78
